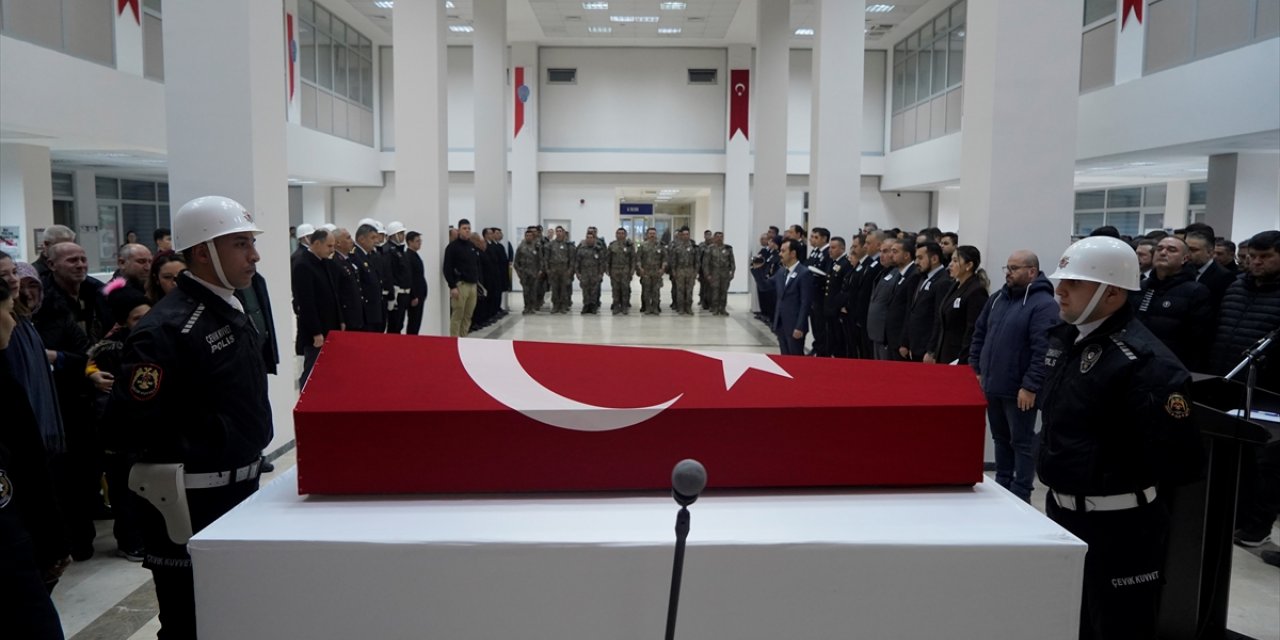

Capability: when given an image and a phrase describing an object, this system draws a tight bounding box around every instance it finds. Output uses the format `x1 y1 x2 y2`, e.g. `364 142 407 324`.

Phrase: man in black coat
351 224 386 332
804 228 834 356
405 231 428 335
484 229 509 323
900 241 952 362
292 229 343 387
381 222 413 334
884 237 920 361
1130 237 1212 372
822 237 852 358
1186 231 1238 308
849 231 886 359
331 229 365 332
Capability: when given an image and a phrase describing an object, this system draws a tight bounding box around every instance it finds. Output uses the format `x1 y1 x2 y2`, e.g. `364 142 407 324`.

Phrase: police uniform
105 272 272 639
1038 305 1202 639
351 246 386 331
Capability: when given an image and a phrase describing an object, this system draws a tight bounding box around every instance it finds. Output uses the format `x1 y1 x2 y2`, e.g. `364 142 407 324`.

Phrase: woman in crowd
926 245 990 365
147 252 186 303
0 253 65 456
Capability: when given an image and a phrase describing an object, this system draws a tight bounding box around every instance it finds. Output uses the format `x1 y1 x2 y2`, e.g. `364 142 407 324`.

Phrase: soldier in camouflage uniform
574 232 606 314
545 227 576 314
606 228 637 315
698 229 713 311
704 231 735 316
514 227 543 315
668 227 700 316
637 228 667 315
536 225 551 310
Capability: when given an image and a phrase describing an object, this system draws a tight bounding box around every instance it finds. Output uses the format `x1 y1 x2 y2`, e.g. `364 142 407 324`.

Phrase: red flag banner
117 0 139 24
1121 0 1144 30
514 66 528 139
295 333 987 495
729 69 749 141
286 13 297 101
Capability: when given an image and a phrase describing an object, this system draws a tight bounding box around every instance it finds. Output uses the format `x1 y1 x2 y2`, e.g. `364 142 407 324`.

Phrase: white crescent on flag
734 82 747 96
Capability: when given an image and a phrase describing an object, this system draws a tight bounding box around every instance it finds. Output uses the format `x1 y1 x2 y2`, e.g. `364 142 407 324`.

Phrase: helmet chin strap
205 240 237 290
1071 282 1111 326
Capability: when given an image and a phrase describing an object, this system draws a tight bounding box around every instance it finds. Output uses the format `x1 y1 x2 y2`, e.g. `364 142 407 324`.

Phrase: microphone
665 459 707 640
671 458 707 507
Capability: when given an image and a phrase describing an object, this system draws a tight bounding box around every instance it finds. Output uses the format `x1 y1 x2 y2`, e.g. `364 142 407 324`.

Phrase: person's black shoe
1233 528 1273 548
1262 550 1280 568
260 459 275 473
116 547 145 563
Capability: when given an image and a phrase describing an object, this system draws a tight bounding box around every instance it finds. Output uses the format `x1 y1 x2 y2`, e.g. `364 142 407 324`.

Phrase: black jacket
105 273 272 473
1130 269 1212 372
1209 273 1280 392
848 254 885 329
332 253 365 331
442 238 482 287
291 251 343 355
823 256 853 316
407 249 428 300
804 247 834 310
884 264 919 355
902 266 952 360
930 276 990 365
383 243 412 295
1194 260 1237 308
0 357 69 571
235 273 279 376
351 246 385 329
1038 306 1203 495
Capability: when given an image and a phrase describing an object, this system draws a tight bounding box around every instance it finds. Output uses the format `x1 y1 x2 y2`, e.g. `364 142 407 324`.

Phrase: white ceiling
617 185 710 205
346 0 933 46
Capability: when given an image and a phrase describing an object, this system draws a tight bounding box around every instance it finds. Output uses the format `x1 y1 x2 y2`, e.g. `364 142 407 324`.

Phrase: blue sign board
620 203 654 216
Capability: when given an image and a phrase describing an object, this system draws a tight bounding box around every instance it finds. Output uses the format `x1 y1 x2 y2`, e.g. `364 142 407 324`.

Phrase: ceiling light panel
867 4 896 13
658 27 682 34
582 2 608 9
610 15 660 23
588 26 613 33
659 2 687 9
794 28 814 36
448 24 474 32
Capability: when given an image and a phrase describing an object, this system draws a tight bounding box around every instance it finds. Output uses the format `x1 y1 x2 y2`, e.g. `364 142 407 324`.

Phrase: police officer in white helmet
104 196 274 639
1038 236 1203 639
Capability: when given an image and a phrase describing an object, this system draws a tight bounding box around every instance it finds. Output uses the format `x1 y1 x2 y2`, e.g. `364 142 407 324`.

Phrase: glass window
1075 190 1106 209
299 0 314 23
121 180 157 201
347 22 360 46
907 33 920 55
122 203 159 250
331 21 346 51
1107 187 1142 208
1143 213 1165 232
359 36 372 61
916 48 931 99
143 0 161 11
951 1 967 25
346 47 361 101
63 0 116 66
96 177 120 199
1074 212 1105 236
903 54 917 106
333 46 348 97
893 63 905 111
920 21 934 42
1143 184 1167 207
931 39 947 95
157 183 169 202
1188 182 1208 205
1080 21 1117 92
300 22 316 83
144 13 165 80
934 13 950 34
315 6 331 35
1084 0 1116 25
51 173 75 197
895 41 906 57
1108 211 1140 236
318 34 333 89
1190 209 1207 224
948 31 964 87
360 55 374 107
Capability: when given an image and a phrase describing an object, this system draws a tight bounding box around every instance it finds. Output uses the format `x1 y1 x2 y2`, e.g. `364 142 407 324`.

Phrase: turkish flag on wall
295 333 987 495
729 69 750 141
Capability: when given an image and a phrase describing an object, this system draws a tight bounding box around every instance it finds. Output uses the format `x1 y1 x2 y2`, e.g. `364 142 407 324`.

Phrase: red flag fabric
729 69 749 141
117 0 139 24
295 333 987 495
514 66 525 139
286 13 296 101
1121 0 1144 30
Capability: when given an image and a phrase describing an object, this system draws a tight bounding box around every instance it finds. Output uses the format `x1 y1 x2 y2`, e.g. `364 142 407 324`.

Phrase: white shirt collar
1197 261 1212 277
187 273 244 313
1074 315 1110 343
927 265 945 279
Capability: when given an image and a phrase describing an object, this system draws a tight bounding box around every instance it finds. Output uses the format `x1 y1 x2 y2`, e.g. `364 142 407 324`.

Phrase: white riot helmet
357 218 385 235
295 223 316 240
320 223 337 233
173 195 263 290
386 221 406 236
1048 236 1140 325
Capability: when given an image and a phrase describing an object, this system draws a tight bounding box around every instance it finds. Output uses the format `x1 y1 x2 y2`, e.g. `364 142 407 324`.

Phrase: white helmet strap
1072 282 1111 326
205 240 237 290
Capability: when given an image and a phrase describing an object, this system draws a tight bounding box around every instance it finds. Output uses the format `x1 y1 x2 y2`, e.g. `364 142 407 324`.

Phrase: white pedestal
191 470 1084 639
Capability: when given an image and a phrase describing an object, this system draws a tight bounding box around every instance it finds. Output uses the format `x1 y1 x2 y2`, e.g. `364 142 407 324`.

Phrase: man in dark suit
866 237 904 361
291 229 342 388
804 227 834 355
405 231 428 335
823 237 853 358
752 238 812 356
849 231 886 359
1186 231 1237 308
331 228 365 332
884 237 920 361
901 241 952 361
351 224 386 332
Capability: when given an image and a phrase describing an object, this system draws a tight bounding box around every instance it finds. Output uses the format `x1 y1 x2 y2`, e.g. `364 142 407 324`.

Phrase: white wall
378 46 480 152
787 49 888 155
332 172 477 239
539 173 724 239
0 144 54 263
784 175 932 236
287 124 384 185
540 47 727 152
882 132 964 190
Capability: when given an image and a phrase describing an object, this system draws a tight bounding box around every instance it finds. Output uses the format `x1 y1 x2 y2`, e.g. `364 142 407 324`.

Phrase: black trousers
406 299 424 335
825 314 847 358
139 476 260 640
810 299 829 356
49 448 99 559
105 453 144 552
1046 495 1168 640
1 536 65 640
776 329 805 356
385 294 409 334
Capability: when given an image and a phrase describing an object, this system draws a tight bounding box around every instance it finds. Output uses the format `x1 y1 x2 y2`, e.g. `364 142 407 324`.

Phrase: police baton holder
128 463 194 545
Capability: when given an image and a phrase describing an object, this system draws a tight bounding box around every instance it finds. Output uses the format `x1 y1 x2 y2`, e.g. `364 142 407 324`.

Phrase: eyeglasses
1001 265 1031 274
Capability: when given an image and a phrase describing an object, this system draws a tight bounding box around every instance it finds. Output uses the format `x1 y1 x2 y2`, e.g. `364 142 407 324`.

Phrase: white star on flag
690 350 793 390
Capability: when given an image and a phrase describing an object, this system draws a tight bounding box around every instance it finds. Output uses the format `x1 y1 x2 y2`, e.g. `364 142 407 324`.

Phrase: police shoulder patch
1165 393 1191 419
130 364 164 401
0 469 12 509
1080 344 1103 374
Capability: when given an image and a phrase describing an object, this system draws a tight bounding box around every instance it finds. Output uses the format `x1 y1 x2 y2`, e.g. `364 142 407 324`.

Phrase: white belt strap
1052 486 1157 513
184 460 261 490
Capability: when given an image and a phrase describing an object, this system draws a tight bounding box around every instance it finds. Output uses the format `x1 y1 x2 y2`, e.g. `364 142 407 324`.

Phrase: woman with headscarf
0 253 65 456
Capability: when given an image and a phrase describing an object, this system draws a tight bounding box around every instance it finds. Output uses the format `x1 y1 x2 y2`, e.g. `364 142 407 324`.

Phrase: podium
1158 376 1278 639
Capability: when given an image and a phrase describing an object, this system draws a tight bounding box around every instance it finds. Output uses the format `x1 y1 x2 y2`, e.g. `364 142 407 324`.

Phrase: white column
753 0 789 237
114 0 144 77
72 170 101 269
959 0 1084 276
1163 180 1190 230
473 0 508 232
1114 0 1147 84
725 44 752 295
0 143 54 264
301 185 330 226
1206 153 1280 241
393 0 450 336
936 187 962 232
808 0 864 234
163 0 293 452
510 43 540 236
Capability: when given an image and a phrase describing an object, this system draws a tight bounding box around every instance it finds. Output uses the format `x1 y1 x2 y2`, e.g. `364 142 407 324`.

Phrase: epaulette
1110 333 1138 361
180 303 206 335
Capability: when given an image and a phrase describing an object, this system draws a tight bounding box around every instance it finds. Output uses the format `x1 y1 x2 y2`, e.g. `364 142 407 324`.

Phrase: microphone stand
664 506 691 640
1226 328 1277 423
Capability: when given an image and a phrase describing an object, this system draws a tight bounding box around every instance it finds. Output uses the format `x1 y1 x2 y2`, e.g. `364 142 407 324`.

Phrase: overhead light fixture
611 15 660 23
794 28 815 36
583 1 608 9
588 26 613 33
658 27 682 34
374 1 394 8
659 2 687 9
866 4 896 13
449 24 474 32
1126 161 1156 167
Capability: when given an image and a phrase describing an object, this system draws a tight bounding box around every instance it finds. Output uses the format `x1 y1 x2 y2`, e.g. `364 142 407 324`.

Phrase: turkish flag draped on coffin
294 333 987 494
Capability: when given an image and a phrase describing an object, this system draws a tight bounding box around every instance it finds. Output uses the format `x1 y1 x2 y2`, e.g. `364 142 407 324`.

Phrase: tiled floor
52 294 1280 639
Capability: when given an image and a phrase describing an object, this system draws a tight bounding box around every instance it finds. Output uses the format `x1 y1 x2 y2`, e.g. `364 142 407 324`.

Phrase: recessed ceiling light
583 2 608 9
445 1 454 8
611 15 660 23
659 2 687 9
374 1 393 8
658 27 682 34
794 28 815 36
449 24 473 32
867 4 896 13
588 26 613 33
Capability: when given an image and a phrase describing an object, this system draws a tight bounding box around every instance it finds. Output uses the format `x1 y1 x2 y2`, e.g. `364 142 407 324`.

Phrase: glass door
97 204 120 273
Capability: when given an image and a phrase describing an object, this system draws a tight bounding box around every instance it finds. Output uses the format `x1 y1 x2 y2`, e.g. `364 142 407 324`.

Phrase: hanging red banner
117 0 139 24
286 13 297 101
1121 0 1144 30
729 69 749 141
514 67 528 139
